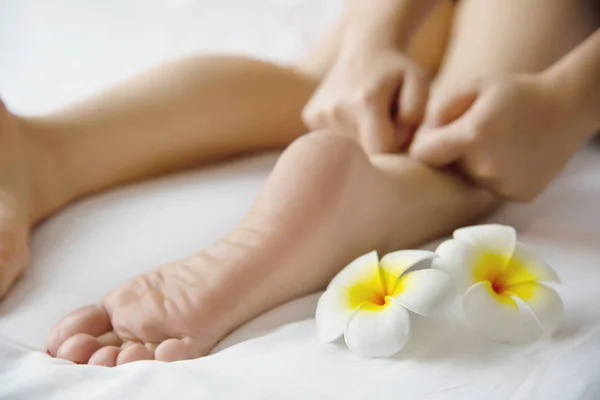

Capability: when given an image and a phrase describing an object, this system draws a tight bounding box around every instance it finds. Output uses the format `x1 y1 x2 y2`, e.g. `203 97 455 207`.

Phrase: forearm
545 28 600 135
339 0 440 53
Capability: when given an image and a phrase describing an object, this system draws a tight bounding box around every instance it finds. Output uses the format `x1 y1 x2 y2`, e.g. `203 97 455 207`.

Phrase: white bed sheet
1 1 600 399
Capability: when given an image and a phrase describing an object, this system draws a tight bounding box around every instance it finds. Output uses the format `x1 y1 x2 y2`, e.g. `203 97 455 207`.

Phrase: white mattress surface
1 1 600 399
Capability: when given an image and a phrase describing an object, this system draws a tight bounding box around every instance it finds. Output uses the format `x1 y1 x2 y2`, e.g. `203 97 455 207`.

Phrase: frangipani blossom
433 224 564 343
316 250 455 357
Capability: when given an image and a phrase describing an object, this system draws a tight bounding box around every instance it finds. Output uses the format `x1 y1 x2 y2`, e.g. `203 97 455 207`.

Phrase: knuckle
301 109 314 125
462 128 479 146
472 159 496 180
328 104 345 121
464 120 488 144
302 104 346 128
354 88 378 107
301 104 319 125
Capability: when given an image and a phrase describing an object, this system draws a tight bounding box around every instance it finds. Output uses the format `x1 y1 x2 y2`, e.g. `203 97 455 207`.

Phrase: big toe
47 305 112 356
56 333 103 364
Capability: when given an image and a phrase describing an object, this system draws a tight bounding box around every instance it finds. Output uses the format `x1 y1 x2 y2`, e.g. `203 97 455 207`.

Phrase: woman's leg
47 131 495 365
47 0 599 365
0 1 454 299
45 3 460 365
431 0 597 107
0 57 318 298
296 0 454 78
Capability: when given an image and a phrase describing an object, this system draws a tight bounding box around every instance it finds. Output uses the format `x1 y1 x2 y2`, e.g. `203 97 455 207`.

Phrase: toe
155 337 207 362
47 305 112 356
88 346 121 367
56 333 103 364
116 343 155 365
97 331 123 347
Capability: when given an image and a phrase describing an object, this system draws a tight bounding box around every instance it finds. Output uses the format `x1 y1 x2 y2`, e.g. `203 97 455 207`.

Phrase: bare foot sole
47 132 494 366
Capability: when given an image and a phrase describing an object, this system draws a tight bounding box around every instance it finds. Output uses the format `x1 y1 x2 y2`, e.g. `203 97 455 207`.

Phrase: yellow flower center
473 253 509 295
346 266 402 310
473 250 541 303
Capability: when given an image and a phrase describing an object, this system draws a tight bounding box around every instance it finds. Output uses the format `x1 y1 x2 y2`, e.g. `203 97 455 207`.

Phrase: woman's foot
0 100 66 298
47 132 495 366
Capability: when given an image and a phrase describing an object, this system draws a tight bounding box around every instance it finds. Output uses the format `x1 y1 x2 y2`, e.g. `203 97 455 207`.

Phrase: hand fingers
425 87 479 127
302 94 358 138
397 69 430 146
302 102 340 132
410 121 472 167
358 106 397 154
410 86 483 166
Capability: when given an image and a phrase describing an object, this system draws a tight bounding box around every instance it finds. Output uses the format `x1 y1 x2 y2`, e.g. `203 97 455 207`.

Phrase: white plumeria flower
433 224 564 343
316 250 455 358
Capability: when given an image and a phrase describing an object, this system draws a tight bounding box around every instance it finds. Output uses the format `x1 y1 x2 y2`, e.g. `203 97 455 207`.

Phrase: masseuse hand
410 75 591 201
303 47 429 154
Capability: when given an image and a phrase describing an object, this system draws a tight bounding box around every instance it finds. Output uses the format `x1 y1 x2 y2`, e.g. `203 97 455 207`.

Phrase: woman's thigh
432 0 598 104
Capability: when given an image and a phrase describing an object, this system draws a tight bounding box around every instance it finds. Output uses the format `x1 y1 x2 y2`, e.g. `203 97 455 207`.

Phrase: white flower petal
390 269 456 315
507 282 564 337
454 224 516 263
504 242 560 286
344 301 411 358
327 251 380 290
432 239 481 294
463 281 522 343
379 250 437 293
315 289 355 342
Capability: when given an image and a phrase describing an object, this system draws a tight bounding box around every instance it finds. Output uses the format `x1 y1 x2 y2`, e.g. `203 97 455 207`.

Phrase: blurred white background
0 0 340 115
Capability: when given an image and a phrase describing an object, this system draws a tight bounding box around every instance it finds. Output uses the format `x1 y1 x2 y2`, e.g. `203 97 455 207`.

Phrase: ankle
18 117 77 224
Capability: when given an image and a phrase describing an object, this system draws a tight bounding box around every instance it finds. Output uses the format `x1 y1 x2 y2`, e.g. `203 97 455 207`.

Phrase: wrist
540 69 600 142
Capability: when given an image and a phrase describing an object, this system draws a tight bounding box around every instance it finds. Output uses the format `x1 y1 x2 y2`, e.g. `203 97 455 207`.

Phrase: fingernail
46 349 52 356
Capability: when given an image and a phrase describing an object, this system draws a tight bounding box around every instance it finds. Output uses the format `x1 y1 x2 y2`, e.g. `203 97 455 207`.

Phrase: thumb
410 121 470 167
412 86 481 166
425 87 479 127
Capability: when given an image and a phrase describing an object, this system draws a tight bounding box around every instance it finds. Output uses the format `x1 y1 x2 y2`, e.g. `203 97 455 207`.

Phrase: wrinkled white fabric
1 1 600 399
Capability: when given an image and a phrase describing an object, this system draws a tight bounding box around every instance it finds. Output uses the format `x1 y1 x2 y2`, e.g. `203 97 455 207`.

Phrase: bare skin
0 103 66 297
0 0 595 365
302 0 444 153
0 57 316 298
0 2 451 301
412 28 600 200
47 133 495 365
0 107 31 297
